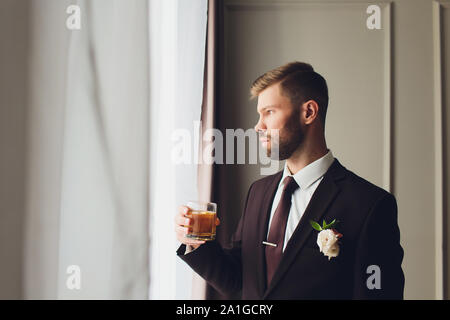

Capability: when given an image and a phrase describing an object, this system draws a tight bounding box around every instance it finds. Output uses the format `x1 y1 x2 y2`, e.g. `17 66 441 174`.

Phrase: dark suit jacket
177 158 405 299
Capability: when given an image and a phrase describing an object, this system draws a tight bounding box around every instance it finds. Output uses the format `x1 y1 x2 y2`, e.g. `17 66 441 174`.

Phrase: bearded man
174 61 405 299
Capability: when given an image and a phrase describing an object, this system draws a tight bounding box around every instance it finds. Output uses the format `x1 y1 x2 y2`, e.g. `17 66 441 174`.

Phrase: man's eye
267 110 274 114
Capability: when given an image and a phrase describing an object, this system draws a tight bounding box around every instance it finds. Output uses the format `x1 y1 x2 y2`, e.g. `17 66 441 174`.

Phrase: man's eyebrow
258 104 278 112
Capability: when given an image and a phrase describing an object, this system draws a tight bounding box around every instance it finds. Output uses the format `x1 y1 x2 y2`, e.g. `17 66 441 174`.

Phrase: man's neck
286 146 329 175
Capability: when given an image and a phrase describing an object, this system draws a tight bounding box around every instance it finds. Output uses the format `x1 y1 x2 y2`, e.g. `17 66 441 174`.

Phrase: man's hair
250 61 329 126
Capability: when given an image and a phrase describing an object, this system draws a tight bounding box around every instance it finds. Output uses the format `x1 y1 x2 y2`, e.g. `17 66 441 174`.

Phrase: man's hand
174 205 220 250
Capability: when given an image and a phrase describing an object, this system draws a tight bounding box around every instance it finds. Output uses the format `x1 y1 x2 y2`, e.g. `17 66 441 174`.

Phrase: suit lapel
263 158 347 298
255 171 282 297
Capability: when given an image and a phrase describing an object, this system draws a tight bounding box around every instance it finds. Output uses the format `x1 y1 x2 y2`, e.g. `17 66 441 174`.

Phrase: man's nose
254 117 266 132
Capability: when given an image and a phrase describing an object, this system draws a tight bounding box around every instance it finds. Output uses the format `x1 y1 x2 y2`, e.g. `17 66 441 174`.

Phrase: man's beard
263 112 304 161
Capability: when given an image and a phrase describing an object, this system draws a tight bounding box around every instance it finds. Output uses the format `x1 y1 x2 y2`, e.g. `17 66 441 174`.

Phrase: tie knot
282 176 299 194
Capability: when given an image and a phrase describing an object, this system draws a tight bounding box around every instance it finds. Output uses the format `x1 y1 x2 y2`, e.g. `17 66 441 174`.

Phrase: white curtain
57 0 150 299
24 0 208 299
148 0 208 299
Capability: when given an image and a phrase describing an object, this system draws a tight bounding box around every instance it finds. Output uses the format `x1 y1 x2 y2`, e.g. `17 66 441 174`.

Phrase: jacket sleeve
352 193 405 299
176 183 254 296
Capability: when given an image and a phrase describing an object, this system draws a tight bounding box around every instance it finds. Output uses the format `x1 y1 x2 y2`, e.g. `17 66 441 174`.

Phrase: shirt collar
280 149 335 190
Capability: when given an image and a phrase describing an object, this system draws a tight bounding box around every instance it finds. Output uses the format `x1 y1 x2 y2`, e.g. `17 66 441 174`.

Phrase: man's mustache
257 129 279 140
257 131 270 140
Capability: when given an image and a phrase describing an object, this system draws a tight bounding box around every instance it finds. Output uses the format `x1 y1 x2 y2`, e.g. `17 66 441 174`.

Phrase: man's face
254 83 305 160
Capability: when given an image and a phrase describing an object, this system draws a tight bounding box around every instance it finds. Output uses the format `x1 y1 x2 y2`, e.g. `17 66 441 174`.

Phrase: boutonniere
309 219 343 260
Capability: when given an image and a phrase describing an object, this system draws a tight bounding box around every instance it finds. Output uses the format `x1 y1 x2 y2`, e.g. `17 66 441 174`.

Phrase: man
174 61 405 299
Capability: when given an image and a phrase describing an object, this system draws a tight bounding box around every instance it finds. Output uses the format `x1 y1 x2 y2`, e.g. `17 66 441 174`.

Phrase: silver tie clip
262 241 277 247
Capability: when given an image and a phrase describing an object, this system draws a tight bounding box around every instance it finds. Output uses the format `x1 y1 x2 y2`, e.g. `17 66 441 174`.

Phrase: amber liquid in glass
186 210 216 241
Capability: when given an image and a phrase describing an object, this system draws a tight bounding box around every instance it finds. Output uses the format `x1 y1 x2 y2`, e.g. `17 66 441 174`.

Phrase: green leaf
310 220 322 231
325 219 336 229
324 219 339 229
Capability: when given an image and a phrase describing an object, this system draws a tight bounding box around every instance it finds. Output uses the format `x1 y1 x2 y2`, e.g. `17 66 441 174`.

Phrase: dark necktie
265 176 299 286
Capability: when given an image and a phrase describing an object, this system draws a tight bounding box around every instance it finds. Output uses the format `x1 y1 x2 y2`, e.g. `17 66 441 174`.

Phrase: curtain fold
198 0 217 203
148 0 208 299
205 0 241 300
57 0 150 299
193 0 217 300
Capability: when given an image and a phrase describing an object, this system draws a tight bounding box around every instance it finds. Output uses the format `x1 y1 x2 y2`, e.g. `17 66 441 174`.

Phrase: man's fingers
175 225 205 246
178 206 190 215
175 224 190 235
174 205 216 249
175 214 191 227
184 239 206 246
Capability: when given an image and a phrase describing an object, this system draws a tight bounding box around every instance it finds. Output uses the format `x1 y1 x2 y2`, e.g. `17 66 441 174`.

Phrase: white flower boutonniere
310 219 343 260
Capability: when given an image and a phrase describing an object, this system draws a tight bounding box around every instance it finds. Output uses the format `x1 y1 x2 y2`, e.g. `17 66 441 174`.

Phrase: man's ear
304 100 319 124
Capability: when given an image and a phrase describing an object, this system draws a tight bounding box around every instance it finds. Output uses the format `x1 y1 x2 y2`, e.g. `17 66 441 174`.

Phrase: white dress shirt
266 149 335 252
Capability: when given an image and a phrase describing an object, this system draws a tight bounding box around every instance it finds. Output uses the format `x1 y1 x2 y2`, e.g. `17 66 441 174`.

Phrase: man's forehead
256 84 289 111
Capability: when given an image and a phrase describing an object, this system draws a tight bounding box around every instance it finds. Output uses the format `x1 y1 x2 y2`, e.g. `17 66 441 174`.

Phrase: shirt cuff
185 245 197 254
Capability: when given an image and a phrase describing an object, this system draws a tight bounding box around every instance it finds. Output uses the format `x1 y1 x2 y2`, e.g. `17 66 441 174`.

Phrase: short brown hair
250 61 329 125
